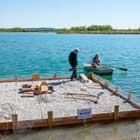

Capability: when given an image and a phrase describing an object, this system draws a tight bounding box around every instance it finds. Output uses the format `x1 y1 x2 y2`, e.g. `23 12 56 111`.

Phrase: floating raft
0 73 140 132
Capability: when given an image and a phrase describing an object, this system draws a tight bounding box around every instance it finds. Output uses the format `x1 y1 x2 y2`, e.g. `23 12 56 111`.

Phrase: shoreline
56 31 140 34
1 31 140 34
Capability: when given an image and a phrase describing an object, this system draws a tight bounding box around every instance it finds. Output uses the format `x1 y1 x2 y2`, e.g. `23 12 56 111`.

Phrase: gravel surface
0 79 137 121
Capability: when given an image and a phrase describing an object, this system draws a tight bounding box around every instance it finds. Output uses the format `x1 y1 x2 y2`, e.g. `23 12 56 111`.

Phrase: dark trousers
71 66 77 80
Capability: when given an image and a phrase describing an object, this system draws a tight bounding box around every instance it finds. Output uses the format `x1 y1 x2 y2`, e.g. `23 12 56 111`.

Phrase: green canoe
84 64 114 76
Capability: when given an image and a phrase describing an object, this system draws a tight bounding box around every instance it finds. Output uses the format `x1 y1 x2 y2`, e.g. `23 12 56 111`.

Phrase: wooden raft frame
0 74 69 83
1 108 140 132
0 73 140 132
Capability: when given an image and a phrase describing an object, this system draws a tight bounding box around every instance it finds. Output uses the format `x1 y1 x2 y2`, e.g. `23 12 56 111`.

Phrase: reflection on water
2 120 140 140
101 75 113 81
84 69 113 81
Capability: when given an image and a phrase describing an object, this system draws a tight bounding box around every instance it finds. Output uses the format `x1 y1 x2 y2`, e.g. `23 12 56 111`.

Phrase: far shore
56 31 140 34
1 24 140 34
0 25 140 34
1 30 140 34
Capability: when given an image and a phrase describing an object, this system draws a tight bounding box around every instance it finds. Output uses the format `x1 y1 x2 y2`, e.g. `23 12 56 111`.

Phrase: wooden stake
88 72 93 80
53 74 57 79
97 77 100 82
115 87 119 93
15 74 19 81
12 114 18 131
114 105 119 121
48 111 53 128
82 119 88 127
128 93 131 101
104 80 109 87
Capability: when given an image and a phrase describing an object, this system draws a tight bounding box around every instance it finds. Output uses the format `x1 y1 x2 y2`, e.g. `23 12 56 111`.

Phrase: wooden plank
0 77 70 83
54 116 114 127
54 113 114 124
119 110 140 119
0 119 49 131
17 119 48 129
0 121 13 131
32 74 40 80
79 74 89 82
0 80 16 83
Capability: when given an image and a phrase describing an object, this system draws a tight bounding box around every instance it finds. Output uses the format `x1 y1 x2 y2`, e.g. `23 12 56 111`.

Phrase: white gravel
0 79 137 121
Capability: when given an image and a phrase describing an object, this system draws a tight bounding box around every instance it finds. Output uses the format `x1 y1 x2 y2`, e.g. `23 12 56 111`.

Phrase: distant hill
1 25 140 34
0 27 65 32
24 27 64 31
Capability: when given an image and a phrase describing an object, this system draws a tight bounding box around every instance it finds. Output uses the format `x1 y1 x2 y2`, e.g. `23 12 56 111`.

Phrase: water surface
0 33 140 98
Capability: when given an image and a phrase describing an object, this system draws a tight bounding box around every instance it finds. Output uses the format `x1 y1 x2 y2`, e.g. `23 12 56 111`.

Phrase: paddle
113 67 128 71
86 61 128 71
103 64 128 71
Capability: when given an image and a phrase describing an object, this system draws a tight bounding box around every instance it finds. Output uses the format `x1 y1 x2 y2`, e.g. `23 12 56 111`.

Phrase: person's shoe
71 78 76 81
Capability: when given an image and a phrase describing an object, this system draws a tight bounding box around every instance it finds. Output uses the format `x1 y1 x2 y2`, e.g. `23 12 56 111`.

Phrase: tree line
70 25 113 31
1 25 140 33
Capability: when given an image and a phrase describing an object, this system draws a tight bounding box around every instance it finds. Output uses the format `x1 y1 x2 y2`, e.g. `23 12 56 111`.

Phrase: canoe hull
84 64 114 76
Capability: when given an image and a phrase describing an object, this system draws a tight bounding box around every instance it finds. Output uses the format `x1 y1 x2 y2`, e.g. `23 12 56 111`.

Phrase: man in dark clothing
68 48 80 80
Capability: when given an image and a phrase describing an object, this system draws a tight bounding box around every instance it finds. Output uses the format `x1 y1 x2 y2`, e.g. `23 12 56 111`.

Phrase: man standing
68 48 80 80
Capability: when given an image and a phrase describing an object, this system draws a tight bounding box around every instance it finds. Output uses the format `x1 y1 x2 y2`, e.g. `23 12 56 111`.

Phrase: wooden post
104 80 109 87
12 114 18 131
48 111 53 128
53 74 57 79
128 93 131 101
115 87 119 93
15 74 19 82
114 105 119 121
97 77 100 82
82 119 88 127
88 72 93 80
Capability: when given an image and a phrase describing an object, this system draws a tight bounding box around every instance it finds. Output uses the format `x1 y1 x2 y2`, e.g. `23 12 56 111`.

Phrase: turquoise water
0 33 140 98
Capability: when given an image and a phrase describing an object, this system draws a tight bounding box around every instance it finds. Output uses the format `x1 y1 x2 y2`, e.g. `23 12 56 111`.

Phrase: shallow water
1 120 140 140
1 33 140 139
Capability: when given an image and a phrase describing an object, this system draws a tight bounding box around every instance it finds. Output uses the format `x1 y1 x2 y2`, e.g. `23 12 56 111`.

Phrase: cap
74 48 80 52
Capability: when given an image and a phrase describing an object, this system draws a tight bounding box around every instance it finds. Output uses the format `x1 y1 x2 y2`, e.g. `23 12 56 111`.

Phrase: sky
0 0 140 29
